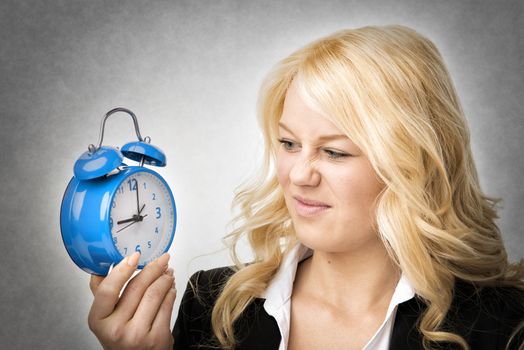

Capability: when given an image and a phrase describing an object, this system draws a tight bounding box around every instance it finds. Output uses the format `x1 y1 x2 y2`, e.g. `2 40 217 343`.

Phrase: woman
87 25 524 349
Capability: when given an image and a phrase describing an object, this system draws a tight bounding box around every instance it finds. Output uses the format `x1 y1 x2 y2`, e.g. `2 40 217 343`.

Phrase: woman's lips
293 196 331 217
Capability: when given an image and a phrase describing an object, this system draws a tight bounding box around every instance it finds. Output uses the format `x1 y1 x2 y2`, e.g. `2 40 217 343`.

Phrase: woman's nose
289 155 320 187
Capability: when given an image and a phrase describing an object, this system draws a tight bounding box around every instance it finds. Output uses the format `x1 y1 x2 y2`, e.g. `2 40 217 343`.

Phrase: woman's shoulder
180 266 237 308
451 280 524 316
188 266 235 295
395 281 524 349
447 281 524 348
173 266 237 348
190 266 236 285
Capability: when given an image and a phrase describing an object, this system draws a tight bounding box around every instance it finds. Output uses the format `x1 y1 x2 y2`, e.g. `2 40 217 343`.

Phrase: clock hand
117 205 145 225
135 178 140 215
117 217 136 225
116 220 138 233
116 214 149 233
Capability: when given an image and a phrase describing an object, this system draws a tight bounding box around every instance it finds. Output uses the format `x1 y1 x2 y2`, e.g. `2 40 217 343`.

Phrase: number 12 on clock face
109 171 175 266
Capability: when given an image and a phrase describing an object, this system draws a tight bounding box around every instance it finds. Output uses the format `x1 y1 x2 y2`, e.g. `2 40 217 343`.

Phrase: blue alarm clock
60 108 176 275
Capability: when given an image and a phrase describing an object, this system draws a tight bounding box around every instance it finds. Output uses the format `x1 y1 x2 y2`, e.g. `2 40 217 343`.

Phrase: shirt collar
261 243 311 311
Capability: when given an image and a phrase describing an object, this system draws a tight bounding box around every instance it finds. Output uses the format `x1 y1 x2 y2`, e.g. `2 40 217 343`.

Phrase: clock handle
88 107 149 153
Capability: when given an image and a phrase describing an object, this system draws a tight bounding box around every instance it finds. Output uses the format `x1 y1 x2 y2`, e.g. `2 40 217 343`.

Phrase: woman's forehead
281 80 358 139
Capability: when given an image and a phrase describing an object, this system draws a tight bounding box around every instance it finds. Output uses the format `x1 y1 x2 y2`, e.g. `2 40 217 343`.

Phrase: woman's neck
294 239 400 312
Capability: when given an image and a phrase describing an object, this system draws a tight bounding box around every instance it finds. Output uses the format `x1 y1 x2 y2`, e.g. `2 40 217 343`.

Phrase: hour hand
116 214 148 233
117 217 137 225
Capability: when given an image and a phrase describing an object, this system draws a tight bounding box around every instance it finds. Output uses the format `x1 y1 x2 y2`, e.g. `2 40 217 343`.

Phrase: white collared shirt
261 243 415 350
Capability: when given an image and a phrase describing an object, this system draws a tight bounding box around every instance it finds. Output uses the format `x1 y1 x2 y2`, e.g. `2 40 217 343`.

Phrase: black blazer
172 267 524 349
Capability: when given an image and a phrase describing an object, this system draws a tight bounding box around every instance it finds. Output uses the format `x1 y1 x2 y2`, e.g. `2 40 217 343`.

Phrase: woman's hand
88 252 177 350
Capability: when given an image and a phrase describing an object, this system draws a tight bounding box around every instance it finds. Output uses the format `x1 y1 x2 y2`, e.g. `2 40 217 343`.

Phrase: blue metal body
60 166 176 275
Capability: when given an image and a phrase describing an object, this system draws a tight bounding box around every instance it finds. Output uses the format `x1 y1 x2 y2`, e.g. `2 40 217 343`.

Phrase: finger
132 268 174 329
151 276 177 334
89 252 140 321
89 274 105 296
113 253 171 322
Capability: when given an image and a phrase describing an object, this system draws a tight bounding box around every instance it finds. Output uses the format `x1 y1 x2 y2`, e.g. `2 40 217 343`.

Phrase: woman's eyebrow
317 134 349 142
278 122 296 137
278 121 348 142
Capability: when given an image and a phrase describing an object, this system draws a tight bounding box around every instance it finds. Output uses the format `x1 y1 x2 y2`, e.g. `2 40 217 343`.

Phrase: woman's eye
324 149 350 159
278 138 299 151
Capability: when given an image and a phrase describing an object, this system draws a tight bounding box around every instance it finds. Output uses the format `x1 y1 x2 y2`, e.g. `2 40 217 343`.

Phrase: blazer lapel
237 298 282 350
389 298 426 350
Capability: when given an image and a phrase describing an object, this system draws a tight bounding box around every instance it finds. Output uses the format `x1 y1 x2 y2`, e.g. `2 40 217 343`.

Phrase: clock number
147 240 152 248
124 247 128 255
117 186 124 195
152 193 156 200
127 179 137 192
113 237 117 244
135 244 141 253
155 227 159 234
143 182 147 190
110 217 113 229
112 201 116 209
155 207 162 219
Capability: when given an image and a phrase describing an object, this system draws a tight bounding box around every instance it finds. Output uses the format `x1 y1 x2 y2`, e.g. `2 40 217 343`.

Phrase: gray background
1 0 522 348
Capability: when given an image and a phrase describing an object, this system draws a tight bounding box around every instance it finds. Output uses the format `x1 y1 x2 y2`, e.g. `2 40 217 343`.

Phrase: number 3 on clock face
110 171 175 266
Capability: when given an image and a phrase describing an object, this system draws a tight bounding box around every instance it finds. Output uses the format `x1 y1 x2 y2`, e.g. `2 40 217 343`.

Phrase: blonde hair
210 25 524 349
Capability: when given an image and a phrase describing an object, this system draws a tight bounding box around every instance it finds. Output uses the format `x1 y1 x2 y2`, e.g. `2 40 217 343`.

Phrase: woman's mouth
293 196 331 217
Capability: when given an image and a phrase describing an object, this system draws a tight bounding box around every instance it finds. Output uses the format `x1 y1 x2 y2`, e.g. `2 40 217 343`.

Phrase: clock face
109 171 175 266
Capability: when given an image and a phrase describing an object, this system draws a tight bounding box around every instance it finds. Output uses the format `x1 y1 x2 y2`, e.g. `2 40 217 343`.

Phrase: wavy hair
210 25 524 349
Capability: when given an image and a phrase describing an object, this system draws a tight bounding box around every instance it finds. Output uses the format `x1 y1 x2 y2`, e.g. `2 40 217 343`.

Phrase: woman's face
276 80 385 254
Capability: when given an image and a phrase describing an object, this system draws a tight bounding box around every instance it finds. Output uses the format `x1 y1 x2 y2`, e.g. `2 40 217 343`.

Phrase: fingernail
172 281 176 290
165 268 174 276
127 252 140 267
157 253 170 268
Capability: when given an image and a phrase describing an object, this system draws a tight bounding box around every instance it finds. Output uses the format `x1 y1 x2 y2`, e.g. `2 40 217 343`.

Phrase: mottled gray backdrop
0 0 522 348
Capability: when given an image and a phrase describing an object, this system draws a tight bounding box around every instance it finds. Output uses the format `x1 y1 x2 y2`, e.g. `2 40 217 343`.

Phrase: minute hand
135 179 140 215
